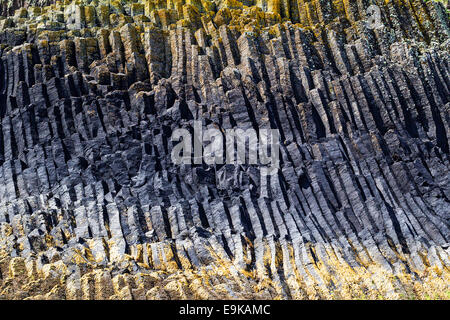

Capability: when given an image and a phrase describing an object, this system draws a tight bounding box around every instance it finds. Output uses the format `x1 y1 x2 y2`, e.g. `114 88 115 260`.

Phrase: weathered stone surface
0 0 449 300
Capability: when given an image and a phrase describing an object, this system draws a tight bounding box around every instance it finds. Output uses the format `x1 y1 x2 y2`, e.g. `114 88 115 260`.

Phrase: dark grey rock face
0 0 448 300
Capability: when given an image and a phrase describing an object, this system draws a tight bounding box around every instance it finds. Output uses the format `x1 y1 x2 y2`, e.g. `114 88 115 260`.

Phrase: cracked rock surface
0 0 449 299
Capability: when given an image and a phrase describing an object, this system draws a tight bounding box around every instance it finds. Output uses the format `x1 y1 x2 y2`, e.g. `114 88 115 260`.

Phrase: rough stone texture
0 0 449 299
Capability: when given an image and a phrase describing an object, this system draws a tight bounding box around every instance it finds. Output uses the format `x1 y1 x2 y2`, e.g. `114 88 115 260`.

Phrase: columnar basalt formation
0 0 449 299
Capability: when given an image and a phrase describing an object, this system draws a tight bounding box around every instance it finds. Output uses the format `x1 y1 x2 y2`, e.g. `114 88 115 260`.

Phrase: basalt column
0 0 449 300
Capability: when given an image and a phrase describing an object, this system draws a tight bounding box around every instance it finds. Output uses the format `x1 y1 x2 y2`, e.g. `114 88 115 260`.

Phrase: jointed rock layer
0 0 449 299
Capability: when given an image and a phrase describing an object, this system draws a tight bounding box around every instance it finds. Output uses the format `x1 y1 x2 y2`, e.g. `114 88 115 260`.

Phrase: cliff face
0 0 449 300
0 0 54 17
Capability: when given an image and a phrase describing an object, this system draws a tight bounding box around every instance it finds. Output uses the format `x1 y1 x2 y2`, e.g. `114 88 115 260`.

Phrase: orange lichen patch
0 238 449 299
